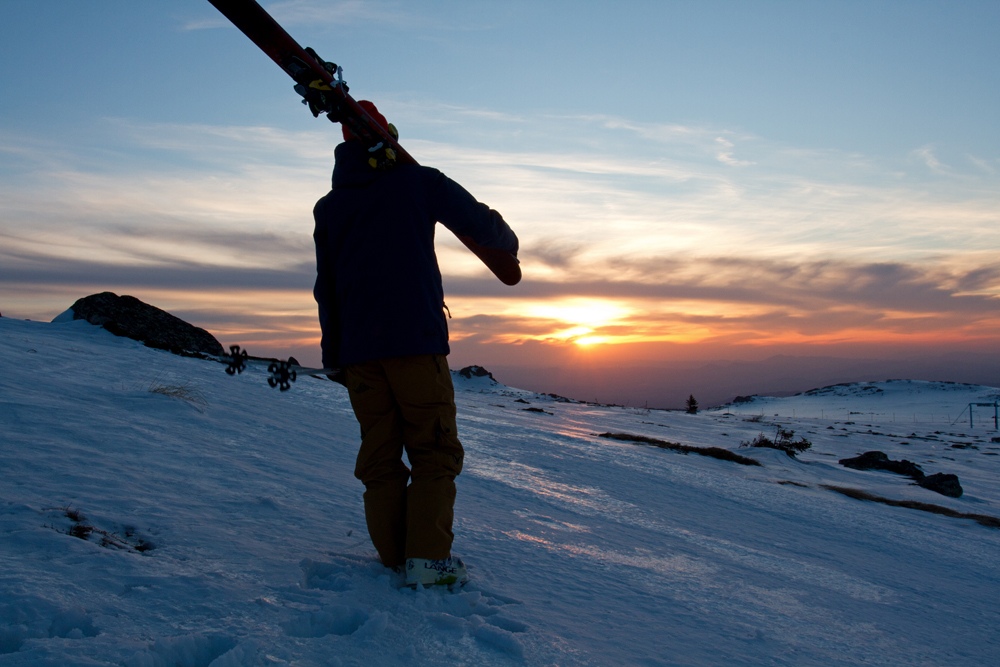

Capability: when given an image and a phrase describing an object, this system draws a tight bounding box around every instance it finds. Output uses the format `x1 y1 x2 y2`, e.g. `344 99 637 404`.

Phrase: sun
574 336 609 346
524 299 630 346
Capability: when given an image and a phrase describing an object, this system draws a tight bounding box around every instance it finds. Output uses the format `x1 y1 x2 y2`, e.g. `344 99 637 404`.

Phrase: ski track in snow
1 317 998 666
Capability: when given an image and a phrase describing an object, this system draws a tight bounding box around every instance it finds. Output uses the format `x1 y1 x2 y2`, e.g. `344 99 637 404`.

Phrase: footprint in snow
295 554 530 658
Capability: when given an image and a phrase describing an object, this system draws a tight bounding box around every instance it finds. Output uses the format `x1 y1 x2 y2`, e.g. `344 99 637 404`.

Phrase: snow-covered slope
1 317 998 666
716 379 1000 424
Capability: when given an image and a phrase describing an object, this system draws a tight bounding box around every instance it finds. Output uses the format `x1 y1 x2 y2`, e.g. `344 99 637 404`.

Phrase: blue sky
2 1 998 405
3 1 997 152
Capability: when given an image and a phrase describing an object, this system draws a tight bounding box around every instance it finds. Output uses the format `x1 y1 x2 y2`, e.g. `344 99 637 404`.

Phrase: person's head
342 100 397 141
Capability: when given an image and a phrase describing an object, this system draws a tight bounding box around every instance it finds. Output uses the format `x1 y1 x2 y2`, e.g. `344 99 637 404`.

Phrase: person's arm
312 198 342 371
427 170 519 256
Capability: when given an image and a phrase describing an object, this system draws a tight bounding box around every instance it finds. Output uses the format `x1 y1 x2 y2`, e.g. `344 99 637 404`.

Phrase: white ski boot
405 556 469 587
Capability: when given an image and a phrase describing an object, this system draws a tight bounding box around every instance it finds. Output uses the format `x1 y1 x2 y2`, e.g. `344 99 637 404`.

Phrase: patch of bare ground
44 507 156 552
820 485 1000 529
597 432 761 466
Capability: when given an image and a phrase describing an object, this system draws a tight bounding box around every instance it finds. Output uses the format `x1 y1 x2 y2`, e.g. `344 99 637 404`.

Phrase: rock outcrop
458 365 496 382
839 450 963 498
839 451 924 478
66 292 224 357
916 473 963 498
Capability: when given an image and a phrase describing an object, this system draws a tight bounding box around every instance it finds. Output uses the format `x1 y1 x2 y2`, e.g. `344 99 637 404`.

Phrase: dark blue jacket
314 141 518 367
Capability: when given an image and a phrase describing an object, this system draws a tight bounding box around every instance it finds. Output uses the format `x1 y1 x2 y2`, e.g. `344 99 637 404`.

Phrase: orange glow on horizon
24 284 996 366
575 336 609 346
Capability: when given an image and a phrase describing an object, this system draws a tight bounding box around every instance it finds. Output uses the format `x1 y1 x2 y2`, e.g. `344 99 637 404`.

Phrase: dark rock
458 365 495 381
68 292 224 356
840 451 889 468
839 451 925 479
884 460 924 478
840 450 964 498
916 473 963 498
732 395 755 404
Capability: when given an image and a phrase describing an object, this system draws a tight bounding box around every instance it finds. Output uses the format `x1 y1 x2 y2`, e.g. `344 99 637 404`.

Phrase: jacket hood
332 141 382 189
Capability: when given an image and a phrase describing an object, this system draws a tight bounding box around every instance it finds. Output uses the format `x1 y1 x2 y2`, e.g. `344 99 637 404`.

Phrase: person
313 101 518 587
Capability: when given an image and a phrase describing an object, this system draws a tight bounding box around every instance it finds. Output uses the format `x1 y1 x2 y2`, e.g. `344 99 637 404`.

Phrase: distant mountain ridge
486 354 1000 409
710 379 1000 425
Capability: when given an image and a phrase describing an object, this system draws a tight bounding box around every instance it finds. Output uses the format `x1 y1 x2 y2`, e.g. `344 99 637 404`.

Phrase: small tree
685 394 699 414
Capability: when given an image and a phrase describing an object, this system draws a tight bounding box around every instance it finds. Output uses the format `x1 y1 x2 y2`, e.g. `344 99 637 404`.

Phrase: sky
2 1 999 407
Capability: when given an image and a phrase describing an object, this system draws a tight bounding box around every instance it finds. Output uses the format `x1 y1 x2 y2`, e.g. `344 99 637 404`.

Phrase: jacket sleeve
313 197 341 369
426 169 519 256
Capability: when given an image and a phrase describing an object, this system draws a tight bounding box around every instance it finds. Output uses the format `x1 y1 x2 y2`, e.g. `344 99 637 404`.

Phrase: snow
1 316 998 666
719 379 1000 425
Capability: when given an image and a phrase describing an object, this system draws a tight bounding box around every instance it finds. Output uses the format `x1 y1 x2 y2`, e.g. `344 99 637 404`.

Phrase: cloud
714 137 754 167
17 113 989 281
912 146 950 174
181 17 230 31
3 112 1000 366
441 255 1000 350
967 154 997 175
446 254 1000 312
0 252 313 291
389 111 1000 266
520 239 588 269
114 120 335 165
0 121 331 275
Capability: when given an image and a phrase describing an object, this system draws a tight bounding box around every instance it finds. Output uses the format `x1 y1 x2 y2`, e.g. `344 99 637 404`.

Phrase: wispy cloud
2 110 999 366
714 136 754 167
966 154 996 175
913 145 949 174
181 17 230 31
440 254 1000 351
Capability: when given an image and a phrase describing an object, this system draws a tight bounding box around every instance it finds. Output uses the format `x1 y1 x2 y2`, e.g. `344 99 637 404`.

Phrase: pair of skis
206 0 520 391
206 0 521 287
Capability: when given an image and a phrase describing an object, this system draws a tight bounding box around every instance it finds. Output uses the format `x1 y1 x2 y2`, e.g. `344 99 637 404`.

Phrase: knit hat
343 100 388 142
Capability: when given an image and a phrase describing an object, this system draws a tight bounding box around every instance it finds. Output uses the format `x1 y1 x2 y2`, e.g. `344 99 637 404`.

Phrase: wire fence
716 404 1000 429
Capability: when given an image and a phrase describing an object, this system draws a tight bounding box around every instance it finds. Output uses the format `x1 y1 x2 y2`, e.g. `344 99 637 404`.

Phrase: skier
313 101 518 587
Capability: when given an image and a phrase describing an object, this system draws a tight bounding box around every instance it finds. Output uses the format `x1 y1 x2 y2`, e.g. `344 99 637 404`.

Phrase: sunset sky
2 1 999 407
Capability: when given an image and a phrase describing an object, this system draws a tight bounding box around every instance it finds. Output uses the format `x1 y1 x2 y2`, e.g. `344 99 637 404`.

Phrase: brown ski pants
345 354 464 568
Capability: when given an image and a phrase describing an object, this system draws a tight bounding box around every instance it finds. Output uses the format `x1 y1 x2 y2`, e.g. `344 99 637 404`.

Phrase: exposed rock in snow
61 291 224 356
838 451 964 497
840 451 925 479
458 365 496 382
917 472 964 498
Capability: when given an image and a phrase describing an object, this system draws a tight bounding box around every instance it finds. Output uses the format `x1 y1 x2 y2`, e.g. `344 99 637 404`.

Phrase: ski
206 0 521 286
